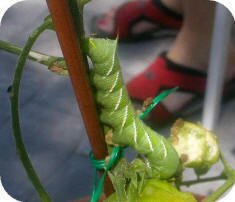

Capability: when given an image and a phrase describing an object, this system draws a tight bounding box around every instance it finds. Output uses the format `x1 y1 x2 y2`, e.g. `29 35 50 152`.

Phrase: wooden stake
46 0 114 197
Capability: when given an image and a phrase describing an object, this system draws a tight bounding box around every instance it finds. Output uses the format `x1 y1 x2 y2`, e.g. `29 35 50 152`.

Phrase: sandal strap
115 0 183 39
127 54 207 101
152 0 183 20
160 53 207 94
146 0 183 29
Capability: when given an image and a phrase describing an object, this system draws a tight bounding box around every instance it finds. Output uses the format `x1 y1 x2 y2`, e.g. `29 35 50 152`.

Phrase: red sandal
91 0 183 41
127 53 235 125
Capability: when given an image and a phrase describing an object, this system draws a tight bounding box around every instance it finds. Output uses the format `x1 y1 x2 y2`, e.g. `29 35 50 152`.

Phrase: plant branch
204 153 235 202
0 39 68 75
0 39 50 64
204 178 235 202
220 152 234 174
181 173 226 187
10 18 52 202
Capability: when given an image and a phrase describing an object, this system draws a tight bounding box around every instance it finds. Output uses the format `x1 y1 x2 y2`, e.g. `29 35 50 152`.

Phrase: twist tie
139 87 178 119
89 146 124 202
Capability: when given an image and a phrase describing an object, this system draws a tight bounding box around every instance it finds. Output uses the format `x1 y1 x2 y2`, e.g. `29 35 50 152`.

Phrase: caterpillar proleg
84 38 180 179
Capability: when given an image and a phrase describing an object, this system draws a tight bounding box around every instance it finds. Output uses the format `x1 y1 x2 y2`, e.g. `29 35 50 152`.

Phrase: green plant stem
204 178 235 202
77 0 86 38
75 0 92 40
10 19 52 202
0 39 68 75
220 152 234 174
0 39 50 65
181 174 226 187
204 153 235 202
72 0 90 55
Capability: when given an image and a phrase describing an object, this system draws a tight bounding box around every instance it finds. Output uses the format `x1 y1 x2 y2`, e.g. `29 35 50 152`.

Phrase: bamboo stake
46 0 114 197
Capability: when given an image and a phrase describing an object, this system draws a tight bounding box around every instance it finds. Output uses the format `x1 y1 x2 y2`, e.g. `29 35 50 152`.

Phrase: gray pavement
0 0 234 201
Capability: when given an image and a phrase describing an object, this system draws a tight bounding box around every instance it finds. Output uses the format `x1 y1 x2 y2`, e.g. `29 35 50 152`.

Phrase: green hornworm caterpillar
84 38 180 179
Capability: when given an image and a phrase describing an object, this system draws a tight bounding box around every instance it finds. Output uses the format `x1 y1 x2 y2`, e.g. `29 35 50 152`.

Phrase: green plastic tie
139 87 179 120
89 146 124 202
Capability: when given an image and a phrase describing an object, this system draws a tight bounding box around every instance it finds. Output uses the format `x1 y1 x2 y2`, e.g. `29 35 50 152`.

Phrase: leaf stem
10 18 52 202
181 174 226 187
0 40 50 64
220 152 234 174
0 39 68 75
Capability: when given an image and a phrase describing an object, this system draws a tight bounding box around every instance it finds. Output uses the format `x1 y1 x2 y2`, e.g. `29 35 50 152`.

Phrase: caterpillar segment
84 38 180 179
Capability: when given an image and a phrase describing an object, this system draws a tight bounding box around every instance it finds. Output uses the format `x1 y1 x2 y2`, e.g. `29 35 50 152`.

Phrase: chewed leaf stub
170 119 220 169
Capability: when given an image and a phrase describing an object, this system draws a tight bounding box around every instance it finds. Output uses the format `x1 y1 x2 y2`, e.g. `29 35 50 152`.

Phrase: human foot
127 54 235 125
92 0 183 41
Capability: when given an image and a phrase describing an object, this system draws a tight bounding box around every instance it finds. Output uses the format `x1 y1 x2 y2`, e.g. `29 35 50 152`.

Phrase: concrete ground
0 0 234 201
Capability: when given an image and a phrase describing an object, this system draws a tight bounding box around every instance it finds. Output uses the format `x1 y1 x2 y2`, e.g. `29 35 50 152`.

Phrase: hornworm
84 38 180 179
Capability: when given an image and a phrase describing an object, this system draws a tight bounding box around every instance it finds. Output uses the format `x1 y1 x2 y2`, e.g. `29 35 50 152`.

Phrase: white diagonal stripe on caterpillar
160 139 168 159
121 105 129 130
105 48 116 76
137 121 154 151
133 121 138 145
109 71 120 93
114 88 123 111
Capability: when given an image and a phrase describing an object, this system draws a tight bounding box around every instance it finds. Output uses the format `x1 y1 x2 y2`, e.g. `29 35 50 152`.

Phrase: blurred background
0 0 234 201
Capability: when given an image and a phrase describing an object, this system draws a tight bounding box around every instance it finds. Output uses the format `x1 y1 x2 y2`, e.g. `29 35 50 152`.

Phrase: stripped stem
0 39 51 65
10 18 52 202
181 173 226 187
0 39 68 75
